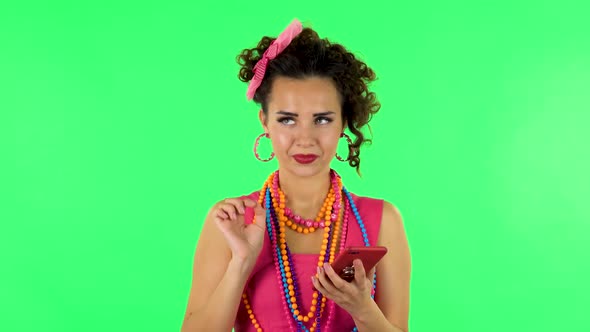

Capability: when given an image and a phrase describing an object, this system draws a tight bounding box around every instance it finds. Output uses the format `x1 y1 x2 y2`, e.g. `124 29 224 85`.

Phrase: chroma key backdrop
1 1 589 331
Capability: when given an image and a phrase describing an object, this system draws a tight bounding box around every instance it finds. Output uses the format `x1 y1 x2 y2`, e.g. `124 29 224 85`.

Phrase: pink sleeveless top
234 190 384 332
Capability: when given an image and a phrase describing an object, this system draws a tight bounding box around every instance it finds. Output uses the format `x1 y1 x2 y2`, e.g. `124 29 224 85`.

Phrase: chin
284 160 330 177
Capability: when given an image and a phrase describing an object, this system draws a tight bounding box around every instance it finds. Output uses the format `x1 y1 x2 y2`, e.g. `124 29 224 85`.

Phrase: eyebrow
275 111 336 117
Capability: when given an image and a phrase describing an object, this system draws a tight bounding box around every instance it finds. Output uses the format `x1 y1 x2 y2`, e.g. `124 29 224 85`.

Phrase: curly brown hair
236 27 381 176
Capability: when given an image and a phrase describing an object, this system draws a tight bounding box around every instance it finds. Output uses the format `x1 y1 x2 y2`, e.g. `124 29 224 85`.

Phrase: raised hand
213 198 267 265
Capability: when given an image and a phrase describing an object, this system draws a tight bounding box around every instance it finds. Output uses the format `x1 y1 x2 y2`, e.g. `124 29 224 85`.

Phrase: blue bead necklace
263 186 376 332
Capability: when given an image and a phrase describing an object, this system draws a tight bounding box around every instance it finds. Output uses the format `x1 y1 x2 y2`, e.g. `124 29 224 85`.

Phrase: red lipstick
293 154 318 164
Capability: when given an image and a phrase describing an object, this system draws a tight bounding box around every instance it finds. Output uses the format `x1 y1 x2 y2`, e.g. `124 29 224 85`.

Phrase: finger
223 198 247 214
219 206 236 220
323 263 348 290
249 200 268 218
253 204 267 223
317 266 339 296
311 275 331 299
219 203 240 220
353 259 367 283
215 209 230 220
243 198 258 209
367 266 377 280
253 201 266 212
248 198 265 211
213 214 229 230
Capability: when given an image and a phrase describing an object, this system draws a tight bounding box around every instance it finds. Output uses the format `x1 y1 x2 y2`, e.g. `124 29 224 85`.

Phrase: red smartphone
331 246 388 282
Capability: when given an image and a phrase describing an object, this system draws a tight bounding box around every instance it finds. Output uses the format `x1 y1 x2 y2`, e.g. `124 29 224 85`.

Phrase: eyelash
277 117 333 125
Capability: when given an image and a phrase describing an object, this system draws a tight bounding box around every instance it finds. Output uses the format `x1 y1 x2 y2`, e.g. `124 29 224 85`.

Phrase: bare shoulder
375 200 411 332
378 200 411 272
378 201 408 245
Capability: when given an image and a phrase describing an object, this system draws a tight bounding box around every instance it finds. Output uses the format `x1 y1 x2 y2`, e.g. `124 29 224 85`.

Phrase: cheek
271 132 292 152
321 136 340 153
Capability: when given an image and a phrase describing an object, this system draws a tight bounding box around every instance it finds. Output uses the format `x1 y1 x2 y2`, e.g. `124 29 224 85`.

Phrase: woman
181 19 411 332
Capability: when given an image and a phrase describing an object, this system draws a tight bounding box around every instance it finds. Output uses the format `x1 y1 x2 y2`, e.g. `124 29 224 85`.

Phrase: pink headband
246 19 303 100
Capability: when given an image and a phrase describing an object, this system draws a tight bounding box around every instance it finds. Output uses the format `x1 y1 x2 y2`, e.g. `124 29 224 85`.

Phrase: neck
278 168 332 217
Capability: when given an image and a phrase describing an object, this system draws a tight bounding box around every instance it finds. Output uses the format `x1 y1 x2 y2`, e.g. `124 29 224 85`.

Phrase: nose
294 123 317 147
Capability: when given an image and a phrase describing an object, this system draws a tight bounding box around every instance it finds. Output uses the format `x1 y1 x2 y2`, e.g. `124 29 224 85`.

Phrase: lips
293 154 319 164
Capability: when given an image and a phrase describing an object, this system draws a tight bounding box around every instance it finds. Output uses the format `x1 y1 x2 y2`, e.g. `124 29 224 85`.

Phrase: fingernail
317 266 321 275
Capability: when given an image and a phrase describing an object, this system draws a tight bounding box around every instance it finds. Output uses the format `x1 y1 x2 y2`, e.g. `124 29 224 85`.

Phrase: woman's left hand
311 259 376 318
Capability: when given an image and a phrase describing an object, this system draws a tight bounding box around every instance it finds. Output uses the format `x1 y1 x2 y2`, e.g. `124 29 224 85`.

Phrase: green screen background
2 1 589 331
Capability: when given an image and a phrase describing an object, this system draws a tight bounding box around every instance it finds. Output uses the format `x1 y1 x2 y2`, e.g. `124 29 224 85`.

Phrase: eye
316 117 333 125
278 117 295 125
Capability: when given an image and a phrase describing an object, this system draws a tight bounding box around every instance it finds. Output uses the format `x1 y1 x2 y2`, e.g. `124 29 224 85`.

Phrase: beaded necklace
241 169 377 332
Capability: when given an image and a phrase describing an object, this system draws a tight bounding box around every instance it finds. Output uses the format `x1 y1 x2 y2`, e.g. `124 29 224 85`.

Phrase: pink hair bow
246 19 303 100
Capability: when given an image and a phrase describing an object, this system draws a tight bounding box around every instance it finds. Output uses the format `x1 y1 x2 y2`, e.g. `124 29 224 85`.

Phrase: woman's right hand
212 198 267 265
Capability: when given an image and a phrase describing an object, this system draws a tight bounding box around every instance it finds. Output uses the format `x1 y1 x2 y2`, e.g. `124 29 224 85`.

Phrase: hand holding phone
331 246 388 282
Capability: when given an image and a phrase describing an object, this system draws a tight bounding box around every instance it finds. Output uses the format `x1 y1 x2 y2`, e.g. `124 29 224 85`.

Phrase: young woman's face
260 76 345 177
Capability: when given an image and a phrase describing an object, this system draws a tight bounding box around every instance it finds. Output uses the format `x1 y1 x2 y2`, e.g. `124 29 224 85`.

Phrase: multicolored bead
242 169 377 332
